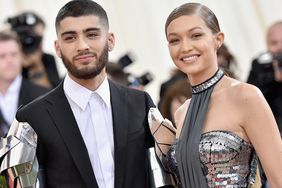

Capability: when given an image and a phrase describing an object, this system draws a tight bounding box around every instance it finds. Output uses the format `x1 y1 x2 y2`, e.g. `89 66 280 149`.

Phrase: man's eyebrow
84 28 101 33
60 28 102 37
61 31 76 37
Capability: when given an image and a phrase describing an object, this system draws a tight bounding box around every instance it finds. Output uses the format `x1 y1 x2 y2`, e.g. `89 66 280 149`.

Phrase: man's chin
73 72 99 79
74 60 94 67
80 75 97 80
71 67 102 79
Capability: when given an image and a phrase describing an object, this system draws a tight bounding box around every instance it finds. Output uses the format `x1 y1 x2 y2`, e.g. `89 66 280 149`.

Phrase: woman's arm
241 84 282 188
174 99 190 139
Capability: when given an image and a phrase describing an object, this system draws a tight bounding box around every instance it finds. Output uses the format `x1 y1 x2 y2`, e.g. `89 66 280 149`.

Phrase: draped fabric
176 69 224 188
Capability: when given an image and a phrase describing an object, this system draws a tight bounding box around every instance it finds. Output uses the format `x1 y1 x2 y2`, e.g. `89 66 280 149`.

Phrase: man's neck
0 76 21 96
68 69 107 91
0 79 13 95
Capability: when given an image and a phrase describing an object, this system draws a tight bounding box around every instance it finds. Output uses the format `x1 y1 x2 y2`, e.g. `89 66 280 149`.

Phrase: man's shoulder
109 80 154 106
18 84 62 113
109 80 147 96
21 78 49 94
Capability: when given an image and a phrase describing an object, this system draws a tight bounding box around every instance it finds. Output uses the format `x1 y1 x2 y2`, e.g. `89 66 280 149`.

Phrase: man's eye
64 36 76 41
11 52 19 57
87 33 99 39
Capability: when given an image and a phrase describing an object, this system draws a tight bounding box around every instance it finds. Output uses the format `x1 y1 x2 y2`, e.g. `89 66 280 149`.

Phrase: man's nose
77 37 90 51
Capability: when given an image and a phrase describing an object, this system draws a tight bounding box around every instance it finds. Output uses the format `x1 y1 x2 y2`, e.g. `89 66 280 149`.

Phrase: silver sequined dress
167 130 257 187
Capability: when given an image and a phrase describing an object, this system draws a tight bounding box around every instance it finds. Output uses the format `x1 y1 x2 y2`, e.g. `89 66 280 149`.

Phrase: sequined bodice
166 131 257 187
199 131 257 187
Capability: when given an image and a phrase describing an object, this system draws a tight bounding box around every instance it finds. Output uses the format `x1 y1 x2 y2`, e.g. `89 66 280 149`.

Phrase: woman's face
166 15 223 78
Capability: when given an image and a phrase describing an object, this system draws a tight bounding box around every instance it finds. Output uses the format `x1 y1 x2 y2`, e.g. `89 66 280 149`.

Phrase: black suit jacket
16 80 155 188
0 78 48 137
18 78 49 107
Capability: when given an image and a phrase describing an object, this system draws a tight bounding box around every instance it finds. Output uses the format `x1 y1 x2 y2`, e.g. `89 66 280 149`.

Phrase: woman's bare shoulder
230 81 264 105
228 80 271 127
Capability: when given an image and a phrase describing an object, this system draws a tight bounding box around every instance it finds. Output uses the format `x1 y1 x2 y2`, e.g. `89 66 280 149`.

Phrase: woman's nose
180 39 192 53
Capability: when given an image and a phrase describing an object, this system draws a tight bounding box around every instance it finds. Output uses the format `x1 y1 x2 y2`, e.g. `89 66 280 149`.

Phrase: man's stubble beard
61 44 108 79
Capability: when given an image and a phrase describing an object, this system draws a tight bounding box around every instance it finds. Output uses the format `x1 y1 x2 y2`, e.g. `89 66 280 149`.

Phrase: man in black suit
16 0 155 187
0 30 48 137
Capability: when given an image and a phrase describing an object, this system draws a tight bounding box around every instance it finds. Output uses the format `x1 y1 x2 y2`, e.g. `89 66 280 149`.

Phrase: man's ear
215 32 225 50
54 40 62 58
107 32 115 52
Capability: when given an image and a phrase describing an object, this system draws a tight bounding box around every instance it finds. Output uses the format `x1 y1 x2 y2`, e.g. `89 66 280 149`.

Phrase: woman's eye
169 39 179 44
192 33 202 39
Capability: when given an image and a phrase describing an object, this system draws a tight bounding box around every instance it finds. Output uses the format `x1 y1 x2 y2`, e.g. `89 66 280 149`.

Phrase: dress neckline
191 69 224 94
201 130 252 147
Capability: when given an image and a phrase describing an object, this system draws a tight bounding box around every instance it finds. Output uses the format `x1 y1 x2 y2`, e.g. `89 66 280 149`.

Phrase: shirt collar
95 75 111 108
3 75 22 96
63 74 111 111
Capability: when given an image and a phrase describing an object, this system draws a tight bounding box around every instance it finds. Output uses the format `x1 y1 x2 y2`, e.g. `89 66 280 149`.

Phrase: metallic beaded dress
165 69 258 187
199 130 257 187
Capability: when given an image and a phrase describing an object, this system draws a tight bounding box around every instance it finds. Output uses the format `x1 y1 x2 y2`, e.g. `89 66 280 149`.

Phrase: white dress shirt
64 74 114 188
0 75 22 125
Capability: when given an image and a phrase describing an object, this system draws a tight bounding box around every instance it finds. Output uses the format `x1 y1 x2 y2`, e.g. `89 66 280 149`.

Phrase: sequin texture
166 131 257 187
192 69 224 94
199 131 257 187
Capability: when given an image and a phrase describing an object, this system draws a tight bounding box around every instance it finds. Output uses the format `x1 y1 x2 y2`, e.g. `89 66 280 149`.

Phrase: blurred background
1 0 282 103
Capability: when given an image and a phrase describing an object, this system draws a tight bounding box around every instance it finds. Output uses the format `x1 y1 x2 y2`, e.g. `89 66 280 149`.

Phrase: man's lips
74 54 96 64
75 54 95 60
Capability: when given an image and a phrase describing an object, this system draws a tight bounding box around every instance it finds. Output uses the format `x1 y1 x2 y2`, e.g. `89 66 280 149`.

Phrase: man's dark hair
55 0 109 32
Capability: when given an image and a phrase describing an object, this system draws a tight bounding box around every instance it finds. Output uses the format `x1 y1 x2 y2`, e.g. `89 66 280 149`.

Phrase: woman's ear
108 32 115 52
215 32 225 49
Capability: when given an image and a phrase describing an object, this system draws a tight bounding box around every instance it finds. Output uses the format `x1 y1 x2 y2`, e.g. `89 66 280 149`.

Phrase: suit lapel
109 81 129 188
46 83 98 188
18 79 29 106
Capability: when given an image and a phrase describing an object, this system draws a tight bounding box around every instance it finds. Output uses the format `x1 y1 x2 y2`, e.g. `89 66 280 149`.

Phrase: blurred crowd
0 11 62 137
